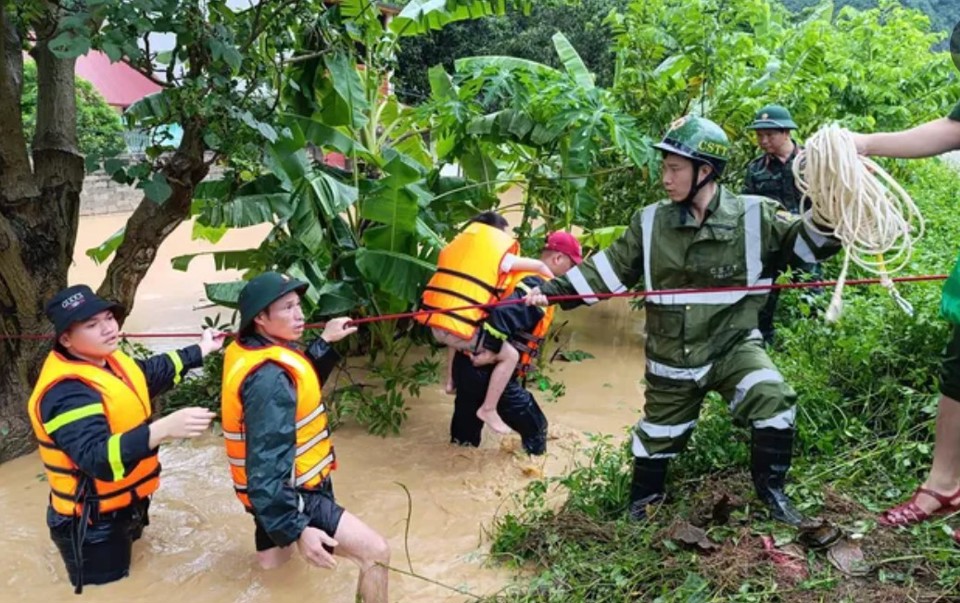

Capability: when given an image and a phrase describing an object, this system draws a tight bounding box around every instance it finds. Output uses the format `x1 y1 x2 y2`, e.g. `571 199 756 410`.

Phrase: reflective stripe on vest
641 197 771 305
220 342 335 510
416 222 519 340
26 350 160 517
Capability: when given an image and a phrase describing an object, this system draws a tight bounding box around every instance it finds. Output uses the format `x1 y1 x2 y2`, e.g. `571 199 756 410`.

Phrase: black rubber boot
751 427 804 526
627 457 669 522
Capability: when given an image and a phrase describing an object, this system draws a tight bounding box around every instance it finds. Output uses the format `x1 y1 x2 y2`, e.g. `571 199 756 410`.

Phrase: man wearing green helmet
525 115 842 525
744 104 803 214
744 104 821 346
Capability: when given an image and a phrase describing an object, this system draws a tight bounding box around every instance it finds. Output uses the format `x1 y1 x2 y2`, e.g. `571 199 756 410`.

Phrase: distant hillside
782 0 959 35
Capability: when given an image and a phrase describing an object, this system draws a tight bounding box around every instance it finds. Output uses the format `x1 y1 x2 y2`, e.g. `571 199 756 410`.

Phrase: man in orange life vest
451 232 583 454
27 285 224 593
220 272 390 603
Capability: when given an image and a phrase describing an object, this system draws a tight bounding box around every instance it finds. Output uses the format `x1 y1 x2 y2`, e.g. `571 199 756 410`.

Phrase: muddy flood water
0 214 647 602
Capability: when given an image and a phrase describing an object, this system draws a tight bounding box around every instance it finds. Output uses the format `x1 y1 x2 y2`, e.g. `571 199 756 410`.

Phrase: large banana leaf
205 280 247 308
390 0 532 36
354 248 436 303
552 32 594 90
288 184 326 254
315 281 362 315
360 186 420 249
455 55 561 80
283 113 371 159
171 248 262 272
320 52 369 130
428 64 457 101
199 192 294 228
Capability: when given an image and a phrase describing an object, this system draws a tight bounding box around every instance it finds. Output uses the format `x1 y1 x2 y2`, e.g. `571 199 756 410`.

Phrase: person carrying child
416 211 552 434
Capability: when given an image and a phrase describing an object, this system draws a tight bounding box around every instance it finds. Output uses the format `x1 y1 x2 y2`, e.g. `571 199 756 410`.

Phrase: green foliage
62 0 327 248
593 0 960 224
421 31 652 254
393 0 628 102
782 0 960 36
184 0 532 436
330 356 440 435
19 60 126 158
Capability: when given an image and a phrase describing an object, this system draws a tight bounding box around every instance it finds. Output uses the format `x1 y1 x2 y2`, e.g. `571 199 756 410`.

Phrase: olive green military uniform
542 187 840 457
743 146 804 215
539 115 842 524
744 104 821 345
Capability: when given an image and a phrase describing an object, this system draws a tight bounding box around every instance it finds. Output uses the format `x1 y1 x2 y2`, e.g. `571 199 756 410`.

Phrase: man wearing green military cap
744 104 802 214
525 115 844 526
219 271 391 602
744 103 821 346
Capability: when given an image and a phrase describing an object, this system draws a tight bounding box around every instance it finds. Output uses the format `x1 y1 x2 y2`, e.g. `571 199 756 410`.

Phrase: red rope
1 273 948 341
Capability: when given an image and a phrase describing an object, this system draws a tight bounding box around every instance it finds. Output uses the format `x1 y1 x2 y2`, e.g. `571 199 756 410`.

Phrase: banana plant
168 0 533 435
422 31 656 254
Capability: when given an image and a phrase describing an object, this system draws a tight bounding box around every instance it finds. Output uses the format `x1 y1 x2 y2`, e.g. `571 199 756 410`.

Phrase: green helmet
238 271 308 332
653 115 730 177
746 104 797 130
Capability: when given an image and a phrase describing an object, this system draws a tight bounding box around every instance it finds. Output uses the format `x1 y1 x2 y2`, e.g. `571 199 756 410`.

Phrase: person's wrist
151 417 169 445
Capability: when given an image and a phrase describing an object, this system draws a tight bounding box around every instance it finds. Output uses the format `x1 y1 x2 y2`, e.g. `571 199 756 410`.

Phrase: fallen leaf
669 521 719 552
827 538 871 576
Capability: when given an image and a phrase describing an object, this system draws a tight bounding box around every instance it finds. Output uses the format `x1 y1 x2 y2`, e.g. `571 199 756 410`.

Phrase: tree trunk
0 8 83 463
97 119 210 313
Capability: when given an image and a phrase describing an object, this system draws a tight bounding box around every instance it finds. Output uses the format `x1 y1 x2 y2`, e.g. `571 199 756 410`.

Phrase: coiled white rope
793 124 924 321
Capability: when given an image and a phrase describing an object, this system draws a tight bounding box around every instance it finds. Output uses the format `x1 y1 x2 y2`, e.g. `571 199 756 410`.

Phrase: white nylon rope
793 124 923 321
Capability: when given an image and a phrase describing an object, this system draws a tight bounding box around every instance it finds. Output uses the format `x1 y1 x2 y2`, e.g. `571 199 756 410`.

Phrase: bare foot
477 407 512 434
444 379 456 395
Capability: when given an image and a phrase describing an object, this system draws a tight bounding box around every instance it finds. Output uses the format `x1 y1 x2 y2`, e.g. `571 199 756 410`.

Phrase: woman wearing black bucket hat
26 284 225 593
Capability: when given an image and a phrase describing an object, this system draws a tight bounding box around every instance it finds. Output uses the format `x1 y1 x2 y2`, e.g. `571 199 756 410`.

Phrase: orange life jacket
27 350 160 517
220 341 335 510
499 271 557 381
417 222 519 340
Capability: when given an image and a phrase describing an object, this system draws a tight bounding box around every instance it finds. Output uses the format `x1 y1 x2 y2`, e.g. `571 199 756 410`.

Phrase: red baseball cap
545 231 583 265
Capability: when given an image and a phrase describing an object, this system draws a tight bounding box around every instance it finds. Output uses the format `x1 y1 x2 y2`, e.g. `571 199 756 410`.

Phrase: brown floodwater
0 214 647 601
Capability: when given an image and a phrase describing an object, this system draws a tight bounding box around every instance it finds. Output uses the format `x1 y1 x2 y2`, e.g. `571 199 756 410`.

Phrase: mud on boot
751 427 804 527
627 457 669 522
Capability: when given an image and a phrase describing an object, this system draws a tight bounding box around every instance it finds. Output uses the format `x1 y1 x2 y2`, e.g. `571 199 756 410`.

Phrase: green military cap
238 271 308 332
653 115 730 177
746 104 797 130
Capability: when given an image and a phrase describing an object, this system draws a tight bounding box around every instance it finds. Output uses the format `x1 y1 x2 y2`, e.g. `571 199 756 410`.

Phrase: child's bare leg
444 346 456 394
476 344 518 435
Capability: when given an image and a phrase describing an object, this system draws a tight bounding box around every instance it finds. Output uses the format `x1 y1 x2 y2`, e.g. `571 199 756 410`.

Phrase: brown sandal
878 485 960 527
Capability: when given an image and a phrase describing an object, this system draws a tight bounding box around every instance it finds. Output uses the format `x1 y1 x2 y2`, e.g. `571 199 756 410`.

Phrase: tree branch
0 4 39 204
240 0 304 53
98 118 210 312
122 57 174 88
31 3 81 163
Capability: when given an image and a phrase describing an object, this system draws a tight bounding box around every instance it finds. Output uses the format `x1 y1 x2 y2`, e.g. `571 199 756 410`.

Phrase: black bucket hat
45 285 126 337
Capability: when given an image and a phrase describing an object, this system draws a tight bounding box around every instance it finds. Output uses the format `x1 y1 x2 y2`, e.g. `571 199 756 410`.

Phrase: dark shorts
450 352 548 455
49 499 150 589
253 479 343 552
940 324 960 401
